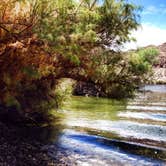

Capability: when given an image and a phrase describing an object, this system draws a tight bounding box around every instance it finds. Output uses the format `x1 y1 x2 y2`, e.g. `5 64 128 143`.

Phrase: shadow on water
64 130 166 161
53 129 165 166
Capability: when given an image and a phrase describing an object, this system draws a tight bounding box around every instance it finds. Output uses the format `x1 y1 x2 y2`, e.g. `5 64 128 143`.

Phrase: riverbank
0 122 69 166
0 85 166 165
152 68 166 84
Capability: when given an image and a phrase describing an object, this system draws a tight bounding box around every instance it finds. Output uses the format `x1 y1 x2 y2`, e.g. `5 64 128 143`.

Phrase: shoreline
152 68 166 84
0 122 69 166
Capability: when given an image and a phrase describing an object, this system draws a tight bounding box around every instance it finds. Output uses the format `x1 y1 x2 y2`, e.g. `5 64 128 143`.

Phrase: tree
0 0 149 123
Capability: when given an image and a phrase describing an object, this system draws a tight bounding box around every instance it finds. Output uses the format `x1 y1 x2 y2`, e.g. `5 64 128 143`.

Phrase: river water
30 85 166 165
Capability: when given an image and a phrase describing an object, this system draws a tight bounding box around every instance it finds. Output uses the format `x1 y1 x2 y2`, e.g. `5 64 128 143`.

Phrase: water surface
28 85 166 165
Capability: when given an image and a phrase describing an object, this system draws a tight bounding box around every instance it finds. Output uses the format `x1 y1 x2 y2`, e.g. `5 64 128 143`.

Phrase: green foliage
30 0 140 63
129 47 159 75
98 0 140 46
54 78 75 108
137 47 159 64
86 47 159 98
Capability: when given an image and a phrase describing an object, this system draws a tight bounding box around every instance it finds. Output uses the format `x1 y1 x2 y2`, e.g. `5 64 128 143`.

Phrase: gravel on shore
0 122 70 166
152 68 166 84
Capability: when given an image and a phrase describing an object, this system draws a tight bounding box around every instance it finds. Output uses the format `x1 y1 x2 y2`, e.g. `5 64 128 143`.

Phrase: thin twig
0 24 10 33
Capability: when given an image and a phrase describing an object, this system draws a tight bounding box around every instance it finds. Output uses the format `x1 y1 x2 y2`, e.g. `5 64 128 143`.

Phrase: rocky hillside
153 43 166 83
156 43 166 68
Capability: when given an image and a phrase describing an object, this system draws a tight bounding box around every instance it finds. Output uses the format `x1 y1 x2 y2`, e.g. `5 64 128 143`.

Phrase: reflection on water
22 85 166 165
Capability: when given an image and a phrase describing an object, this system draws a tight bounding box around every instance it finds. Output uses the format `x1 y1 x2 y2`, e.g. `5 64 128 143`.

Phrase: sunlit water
26 85 166 165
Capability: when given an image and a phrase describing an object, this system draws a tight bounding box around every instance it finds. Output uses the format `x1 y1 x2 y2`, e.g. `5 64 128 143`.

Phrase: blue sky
125 0 166 49
128 0 166 28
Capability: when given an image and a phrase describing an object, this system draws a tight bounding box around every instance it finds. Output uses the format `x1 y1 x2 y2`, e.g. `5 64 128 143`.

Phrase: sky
124 0 166 50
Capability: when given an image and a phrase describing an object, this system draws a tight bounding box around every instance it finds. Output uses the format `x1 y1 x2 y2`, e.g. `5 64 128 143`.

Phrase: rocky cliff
156 43 166 68
153 43 166 84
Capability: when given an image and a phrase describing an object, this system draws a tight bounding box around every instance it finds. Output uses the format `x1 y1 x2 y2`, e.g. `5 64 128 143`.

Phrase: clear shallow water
126 105 166 111
57 85 166 165
56 129 165 166
27 85 166 165
118 111 166 122
140 85 166 93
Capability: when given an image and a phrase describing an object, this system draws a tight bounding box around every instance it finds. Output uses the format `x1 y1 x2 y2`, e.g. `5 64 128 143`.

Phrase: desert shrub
129 47 159 75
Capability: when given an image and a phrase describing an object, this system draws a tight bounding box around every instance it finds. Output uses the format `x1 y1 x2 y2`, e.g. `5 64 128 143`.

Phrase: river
26 85 166 165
